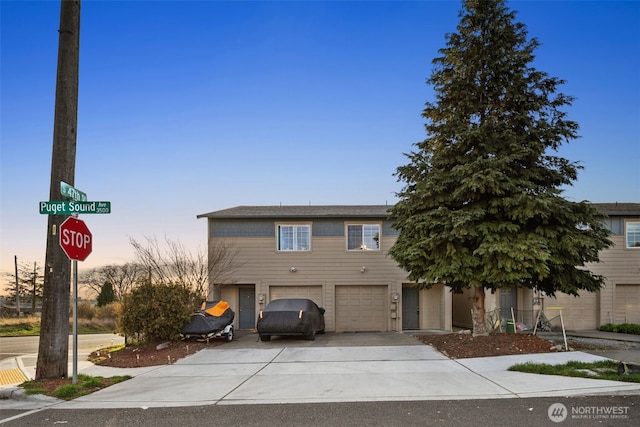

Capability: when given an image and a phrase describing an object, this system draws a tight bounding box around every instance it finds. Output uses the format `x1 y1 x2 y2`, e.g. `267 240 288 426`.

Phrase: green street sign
39 201 111 215
60 181 87 202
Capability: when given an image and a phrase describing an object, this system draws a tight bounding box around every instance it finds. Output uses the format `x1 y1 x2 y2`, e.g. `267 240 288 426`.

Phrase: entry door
500 287 517 321
238 287 256 329
402 287 419 330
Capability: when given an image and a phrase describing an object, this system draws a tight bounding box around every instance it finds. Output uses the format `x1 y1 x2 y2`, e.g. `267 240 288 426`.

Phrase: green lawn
0 317 115 336
509 360 640 383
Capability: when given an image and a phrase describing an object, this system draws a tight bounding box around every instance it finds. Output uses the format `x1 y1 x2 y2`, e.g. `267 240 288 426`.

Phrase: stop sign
59 217 92 261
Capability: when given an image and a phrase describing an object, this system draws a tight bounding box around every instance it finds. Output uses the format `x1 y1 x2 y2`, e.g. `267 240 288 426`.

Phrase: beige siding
515 234 640 329
206 207 636 332
215 236 406 285
452 289 473 328
213 234 411 332
269 286 323 305
586 235 640 326
421 284 447 330
544 291 598 330
615 285 640 323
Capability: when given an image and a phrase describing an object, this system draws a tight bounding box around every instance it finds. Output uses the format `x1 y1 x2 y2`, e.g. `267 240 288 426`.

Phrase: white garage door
269 286 323 306
615 285 640 324
335 285 387 332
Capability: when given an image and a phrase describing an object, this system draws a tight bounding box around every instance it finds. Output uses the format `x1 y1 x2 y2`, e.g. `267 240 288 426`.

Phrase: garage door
615 285 640 324
269 286 323 306
335 285 387 332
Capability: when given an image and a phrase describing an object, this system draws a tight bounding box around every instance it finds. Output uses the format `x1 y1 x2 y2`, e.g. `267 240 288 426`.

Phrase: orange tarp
205 301 230 317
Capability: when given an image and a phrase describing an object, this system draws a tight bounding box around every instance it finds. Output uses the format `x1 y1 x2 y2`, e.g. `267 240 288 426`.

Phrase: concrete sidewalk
2 331 639 410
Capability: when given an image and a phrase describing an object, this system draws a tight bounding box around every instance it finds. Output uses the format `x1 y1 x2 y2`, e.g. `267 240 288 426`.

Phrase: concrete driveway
3 331 639 410
48 331 640 408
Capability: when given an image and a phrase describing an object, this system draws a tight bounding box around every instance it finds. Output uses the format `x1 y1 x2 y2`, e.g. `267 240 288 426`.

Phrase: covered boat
181 300 235 342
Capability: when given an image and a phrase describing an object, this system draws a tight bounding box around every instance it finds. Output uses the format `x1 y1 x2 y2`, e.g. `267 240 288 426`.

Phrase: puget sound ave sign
39 201 111 215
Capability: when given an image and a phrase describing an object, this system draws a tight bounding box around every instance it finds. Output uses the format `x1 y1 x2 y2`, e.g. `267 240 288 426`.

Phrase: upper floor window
277 224 310 251
347 224 380 251
626 222 640 248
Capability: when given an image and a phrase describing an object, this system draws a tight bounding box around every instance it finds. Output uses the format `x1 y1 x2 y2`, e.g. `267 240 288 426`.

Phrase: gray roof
197 202 640 220
197 205 393 219
592 203 640 216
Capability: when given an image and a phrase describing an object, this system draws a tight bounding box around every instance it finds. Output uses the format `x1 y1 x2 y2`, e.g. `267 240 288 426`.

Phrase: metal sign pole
72 259 78 384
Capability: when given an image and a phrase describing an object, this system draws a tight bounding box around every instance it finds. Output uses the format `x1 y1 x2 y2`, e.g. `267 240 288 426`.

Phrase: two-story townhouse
198 202 639 333
451 202 640 331
196 205 452 333
541 202 640 328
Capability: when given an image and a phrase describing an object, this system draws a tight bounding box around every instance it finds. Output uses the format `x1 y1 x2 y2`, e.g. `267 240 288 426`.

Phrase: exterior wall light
289 267 297 273
360 266 366 273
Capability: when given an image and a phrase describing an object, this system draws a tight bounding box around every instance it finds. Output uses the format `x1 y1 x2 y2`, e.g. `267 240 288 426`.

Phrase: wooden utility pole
32 261 38 313
36 0 81 380
14 256 21 318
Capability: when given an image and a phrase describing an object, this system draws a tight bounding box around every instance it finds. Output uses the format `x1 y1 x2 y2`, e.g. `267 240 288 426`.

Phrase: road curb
0 386 60 404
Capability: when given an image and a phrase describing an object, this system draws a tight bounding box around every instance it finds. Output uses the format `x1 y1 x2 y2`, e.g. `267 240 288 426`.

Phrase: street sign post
47 183 100 385
60 181 87 201
39 201 111 215
58 216 93 384
59 217 92 261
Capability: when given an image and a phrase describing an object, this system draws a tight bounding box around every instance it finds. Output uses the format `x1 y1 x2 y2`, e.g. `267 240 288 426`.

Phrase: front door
402 286 419 330
238 287 256 329
500 287 517 321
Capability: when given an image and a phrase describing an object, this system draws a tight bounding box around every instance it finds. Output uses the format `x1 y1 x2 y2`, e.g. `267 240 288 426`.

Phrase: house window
347 224 380 251
626 222 640 248
277 224 310 251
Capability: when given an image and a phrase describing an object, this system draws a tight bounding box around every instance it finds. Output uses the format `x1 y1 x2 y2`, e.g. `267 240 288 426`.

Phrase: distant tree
96 281 117 307
80 263 141 301
3 261 44 315
389 0 612 335
130 236 241 299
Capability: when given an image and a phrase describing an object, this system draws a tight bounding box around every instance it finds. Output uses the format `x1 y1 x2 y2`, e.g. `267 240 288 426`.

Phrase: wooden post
36 0 81 380
14 256 21 318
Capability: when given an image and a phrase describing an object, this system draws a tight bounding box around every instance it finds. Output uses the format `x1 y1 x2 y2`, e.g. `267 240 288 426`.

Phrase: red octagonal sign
59 217 92 261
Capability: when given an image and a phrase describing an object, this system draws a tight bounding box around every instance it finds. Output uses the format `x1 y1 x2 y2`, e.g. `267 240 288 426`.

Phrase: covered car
257 298 325 341
181 300 235 342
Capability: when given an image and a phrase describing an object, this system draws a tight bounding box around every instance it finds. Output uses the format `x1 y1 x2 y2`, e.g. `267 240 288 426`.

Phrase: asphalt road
2 396 639 426
0 334 124 362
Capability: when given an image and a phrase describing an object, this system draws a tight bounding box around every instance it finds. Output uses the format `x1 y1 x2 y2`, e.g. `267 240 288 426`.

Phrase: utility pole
14 256 21 318
36 0 81 380
32 261 38 313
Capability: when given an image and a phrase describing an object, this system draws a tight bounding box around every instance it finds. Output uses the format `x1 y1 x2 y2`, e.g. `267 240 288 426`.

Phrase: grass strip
21 374 131 400
509 360 640 383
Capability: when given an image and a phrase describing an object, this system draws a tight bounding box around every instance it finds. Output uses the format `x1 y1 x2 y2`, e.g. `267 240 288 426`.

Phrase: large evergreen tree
389 0 612 335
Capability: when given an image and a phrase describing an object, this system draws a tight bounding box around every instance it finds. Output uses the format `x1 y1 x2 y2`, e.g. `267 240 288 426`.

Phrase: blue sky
1 0 639 275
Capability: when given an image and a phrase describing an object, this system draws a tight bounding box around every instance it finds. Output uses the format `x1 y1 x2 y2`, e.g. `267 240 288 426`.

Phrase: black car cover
257 298 324 335
181 300 235 337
